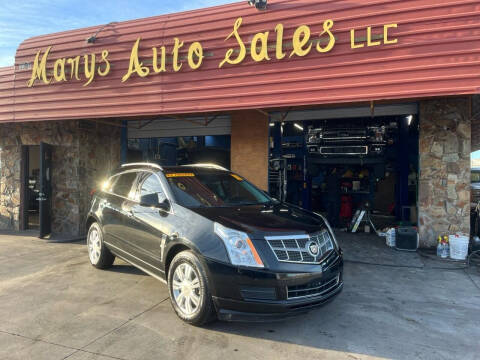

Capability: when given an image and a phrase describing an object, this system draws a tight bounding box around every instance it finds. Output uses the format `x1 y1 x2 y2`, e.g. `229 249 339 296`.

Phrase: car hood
189 203 327 238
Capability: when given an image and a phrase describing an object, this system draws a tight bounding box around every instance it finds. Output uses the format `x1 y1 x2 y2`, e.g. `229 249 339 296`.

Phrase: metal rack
268 158 287 202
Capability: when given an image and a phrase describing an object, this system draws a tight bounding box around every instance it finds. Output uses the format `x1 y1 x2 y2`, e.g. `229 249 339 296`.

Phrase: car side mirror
140 193 170 211
140 193 171 212
157 199 171 212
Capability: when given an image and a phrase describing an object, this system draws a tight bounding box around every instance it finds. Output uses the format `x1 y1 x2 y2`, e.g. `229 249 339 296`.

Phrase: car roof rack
182 163 229 171
121 162 163 170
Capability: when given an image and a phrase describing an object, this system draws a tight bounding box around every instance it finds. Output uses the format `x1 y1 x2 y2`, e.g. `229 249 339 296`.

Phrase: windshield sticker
231 174 244 181
166 173 195 178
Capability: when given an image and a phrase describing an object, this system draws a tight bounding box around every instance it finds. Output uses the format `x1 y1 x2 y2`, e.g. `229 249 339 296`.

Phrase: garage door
270 103 418 122
128 115 231 138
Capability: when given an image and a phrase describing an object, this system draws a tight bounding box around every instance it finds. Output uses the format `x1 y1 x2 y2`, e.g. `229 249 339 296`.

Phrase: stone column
0 142 21 231
78 121 121 236
418 97 471 247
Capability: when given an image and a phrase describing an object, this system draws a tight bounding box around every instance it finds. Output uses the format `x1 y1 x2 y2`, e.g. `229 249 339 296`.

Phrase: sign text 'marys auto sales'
26 18 398 87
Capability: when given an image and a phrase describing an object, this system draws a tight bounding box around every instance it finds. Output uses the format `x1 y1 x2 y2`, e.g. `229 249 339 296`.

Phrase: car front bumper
213 280 343 322
204 251 343 322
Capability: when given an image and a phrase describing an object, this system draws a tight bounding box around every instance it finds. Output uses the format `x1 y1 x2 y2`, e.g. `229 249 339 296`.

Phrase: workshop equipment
395 227 419 251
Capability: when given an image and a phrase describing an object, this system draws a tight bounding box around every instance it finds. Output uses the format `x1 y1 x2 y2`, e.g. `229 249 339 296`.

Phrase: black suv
86 163 343 325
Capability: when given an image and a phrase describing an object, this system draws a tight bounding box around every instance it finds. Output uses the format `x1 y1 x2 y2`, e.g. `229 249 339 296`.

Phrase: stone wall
77 121 121 235
0 120 120 237
418 97 471 247
230 110 269 190
0 145 21 230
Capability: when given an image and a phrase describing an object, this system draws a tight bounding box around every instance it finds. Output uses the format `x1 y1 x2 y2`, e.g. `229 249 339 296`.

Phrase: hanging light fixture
294 123 304 131
248 0 268 10
407 115 413 126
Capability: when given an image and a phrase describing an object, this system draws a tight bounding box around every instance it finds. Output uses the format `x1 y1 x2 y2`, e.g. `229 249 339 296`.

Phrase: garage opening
269 104 419 233
126 115 231 169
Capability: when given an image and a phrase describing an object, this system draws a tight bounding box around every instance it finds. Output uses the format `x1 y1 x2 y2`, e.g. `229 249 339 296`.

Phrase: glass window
472 171 480 183
111 172 137 198
166 171 272 208
137 172 166 202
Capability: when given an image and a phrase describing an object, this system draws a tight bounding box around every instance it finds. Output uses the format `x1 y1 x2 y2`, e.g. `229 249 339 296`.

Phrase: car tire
168 250 216 326
87 222 115 269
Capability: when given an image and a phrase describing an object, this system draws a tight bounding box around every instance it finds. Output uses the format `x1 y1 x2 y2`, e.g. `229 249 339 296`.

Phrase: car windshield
166 171 273 208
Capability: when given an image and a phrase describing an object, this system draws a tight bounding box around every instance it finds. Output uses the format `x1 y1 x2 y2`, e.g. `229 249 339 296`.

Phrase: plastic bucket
386 229 396 247
449 235 469 260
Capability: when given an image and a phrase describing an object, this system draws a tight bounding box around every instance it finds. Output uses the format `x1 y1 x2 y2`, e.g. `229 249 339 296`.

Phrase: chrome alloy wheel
172 263 201 316
88 227 102 265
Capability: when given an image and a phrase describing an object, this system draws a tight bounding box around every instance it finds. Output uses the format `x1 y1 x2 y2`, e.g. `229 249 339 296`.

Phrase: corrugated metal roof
8 0 480 122
0 67 14 122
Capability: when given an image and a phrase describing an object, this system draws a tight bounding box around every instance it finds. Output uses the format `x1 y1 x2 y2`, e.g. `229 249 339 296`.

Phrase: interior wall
28 146 39 175
418 97 471 247
230 110 269 190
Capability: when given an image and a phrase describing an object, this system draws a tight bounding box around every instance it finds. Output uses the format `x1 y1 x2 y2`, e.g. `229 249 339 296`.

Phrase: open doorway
127 135 231 168
21 145 40 230
126 115 232 169
21 143 53 237
269 105 419 233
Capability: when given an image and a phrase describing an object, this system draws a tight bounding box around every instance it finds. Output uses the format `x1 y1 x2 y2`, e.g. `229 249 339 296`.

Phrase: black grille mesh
266 231 334 264
288 275 340 299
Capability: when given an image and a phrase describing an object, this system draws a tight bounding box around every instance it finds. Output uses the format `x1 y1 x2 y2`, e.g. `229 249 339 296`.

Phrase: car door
39 142 53 238
101 171 138 251
122 171 173 271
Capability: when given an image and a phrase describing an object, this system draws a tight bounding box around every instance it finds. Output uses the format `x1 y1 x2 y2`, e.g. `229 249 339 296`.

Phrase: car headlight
214 222 264 268
313 212 339 249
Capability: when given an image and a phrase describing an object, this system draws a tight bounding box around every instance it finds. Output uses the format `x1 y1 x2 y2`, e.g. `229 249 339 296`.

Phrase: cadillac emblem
306 240 320 257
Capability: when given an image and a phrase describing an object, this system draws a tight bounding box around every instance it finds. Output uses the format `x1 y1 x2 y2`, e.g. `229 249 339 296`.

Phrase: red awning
7 0 480 122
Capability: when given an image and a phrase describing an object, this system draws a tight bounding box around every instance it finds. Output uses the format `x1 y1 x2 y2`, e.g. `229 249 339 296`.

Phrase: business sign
26 18 398 88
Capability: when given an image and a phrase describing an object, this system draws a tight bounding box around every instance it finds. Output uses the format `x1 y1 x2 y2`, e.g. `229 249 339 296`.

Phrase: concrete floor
0 232 479 360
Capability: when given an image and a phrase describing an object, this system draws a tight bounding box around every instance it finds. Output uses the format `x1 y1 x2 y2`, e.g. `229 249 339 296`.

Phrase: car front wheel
168 250 215 326
87 222 115 269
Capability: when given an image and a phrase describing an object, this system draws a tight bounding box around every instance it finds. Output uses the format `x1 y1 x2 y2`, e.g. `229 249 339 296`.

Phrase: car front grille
320 146 368 155
287 274 340 300
265 231 334 264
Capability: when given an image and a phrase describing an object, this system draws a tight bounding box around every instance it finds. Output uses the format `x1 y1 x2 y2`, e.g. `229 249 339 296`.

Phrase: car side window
137 172 166 203
110 172 137 198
